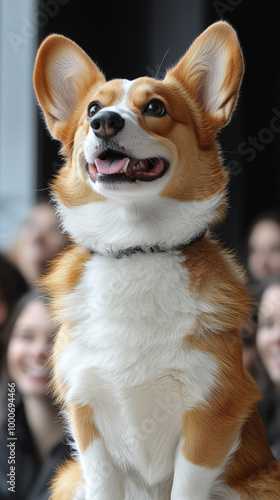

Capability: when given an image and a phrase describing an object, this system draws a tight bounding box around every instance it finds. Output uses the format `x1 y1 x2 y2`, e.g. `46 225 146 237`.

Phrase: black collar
89 229 207 259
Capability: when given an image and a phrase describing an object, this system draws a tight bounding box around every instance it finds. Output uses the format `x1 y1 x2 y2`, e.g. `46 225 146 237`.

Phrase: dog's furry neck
88 228 208 258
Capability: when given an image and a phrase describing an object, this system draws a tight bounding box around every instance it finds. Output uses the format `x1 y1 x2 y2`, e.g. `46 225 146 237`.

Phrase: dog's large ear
166 22 243 130
34 34 106 143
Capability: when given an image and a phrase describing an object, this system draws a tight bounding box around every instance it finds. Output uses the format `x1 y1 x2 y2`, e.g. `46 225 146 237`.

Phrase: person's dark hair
0 255 29 365
249 209 280 232
0 254 29 316
5 290 48 338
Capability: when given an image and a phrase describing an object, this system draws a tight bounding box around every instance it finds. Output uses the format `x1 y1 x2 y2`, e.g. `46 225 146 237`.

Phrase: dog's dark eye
87 101 102 118
143 99 166 117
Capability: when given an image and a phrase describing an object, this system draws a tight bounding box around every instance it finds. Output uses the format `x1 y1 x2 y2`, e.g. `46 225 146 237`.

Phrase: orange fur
42 244 91 315
181 237 251 331
42 245 91 401
224 408 280 498
50 459 82 500
68 401 99 453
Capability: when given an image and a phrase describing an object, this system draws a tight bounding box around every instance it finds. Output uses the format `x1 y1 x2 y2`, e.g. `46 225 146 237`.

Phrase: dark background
36 0 280 253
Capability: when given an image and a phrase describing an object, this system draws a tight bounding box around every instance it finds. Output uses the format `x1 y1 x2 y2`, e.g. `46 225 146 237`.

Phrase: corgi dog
34 21 280 499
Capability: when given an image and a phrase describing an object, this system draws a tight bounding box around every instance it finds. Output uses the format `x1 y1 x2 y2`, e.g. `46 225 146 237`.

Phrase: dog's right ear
165 22 243 132
34 34 106 144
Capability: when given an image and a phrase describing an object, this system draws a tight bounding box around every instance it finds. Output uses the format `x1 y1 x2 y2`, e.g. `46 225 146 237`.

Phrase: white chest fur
58 251 219 486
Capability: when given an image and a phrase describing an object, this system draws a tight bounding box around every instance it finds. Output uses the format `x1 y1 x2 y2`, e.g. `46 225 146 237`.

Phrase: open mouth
87 149 169 183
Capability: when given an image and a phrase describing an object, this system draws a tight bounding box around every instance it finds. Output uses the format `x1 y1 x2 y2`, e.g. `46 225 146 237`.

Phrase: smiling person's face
248 220 280 281
7 300 55 396
257 284 280 388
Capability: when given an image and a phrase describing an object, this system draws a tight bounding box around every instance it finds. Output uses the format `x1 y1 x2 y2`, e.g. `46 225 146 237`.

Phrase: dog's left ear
166 21 243 130
34 34 106 144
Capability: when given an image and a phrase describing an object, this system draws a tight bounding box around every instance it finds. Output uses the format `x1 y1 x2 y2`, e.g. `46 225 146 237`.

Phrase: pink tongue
95 157 129 175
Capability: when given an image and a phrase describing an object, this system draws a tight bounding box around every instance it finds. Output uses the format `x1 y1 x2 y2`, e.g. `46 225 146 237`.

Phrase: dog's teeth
120 159 130 174
139 160 147 170
132 161 143 171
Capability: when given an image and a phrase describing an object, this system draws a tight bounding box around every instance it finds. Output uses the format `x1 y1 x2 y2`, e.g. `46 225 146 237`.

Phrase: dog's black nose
91 111 125 138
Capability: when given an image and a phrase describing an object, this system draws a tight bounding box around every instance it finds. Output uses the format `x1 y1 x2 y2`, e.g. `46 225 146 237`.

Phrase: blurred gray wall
0 0 37 251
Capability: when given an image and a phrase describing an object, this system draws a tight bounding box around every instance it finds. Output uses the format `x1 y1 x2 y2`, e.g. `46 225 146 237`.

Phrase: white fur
80 439 124 500
50 49 89 124
80 437 173 500
196 44 227 117
55 251 237 498
55 192 223 255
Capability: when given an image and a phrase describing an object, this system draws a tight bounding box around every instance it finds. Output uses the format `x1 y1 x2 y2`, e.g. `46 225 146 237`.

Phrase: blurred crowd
0 199 280 498
0 198 70 499
240 209 280 461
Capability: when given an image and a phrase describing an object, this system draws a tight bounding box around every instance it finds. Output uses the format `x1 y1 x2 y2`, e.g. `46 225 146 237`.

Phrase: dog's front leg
171 404 241 500
171 437 225 499
68 401 124 500
79 439 125 500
